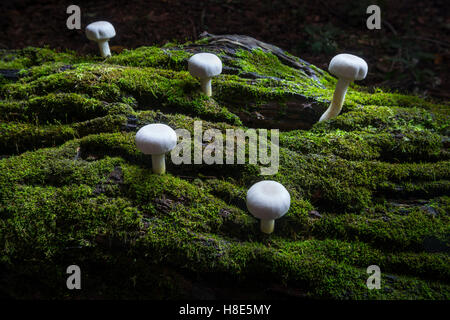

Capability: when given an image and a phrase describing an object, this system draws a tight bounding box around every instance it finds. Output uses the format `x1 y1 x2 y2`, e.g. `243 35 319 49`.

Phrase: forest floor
0 0 449 100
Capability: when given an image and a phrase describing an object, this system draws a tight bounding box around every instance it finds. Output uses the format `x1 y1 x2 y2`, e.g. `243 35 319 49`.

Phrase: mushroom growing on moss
246 180 291 234
188 53 222 97
85 21 116 58
319 53 368 122
135 123 177 174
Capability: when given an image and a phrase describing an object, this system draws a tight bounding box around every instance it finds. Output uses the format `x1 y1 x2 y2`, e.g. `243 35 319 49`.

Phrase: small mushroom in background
188 53 222 97
135 123 177 174
246 180 291 234
85 21 116 58
319 53 368 122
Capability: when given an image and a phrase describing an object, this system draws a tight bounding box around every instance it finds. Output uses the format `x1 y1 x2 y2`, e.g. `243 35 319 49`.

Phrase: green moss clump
107 46 191 70
0 115 126 154
281 128 445 162
0 47 82 70
1 64 242 126
0 42 449 299
0 93 113 123
230 48 311 81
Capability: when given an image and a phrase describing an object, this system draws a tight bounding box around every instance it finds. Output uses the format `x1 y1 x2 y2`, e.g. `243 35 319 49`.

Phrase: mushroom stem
319 78 351 122
260 219 275 234
151 153 166 174
97 40 111 58
200 78 212 97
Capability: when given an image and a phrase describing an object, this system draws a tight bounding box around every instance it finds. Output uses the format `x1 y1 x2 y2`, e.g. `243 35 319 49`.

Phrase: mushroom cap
188 53 222 79
329 53 368 81
135 123 177 155
246 181 291 221
86 21 116 41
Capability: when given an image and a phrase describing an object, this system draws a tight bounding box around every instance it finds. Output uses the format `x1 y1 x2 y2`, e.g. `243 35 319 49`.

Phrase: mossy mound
0 34 449 299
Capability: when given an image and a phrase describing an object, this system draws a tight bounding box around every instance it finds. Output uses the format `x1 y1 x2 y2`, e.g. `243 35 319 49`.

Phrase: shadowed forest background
0 0 449 101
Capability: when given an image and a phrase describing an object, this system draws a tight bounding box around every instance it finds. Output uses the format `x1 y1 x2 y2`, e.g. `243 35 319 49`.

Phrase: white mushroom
246 181 291 234
85 21 116 58
188 53 222 97
135 124 177 174
319 53 368 122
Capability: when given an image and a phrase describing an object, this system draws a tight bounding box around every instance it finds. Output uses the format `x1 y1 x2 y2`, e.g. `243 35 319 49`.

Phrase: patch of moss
313 104 448 133
311 209 449 252
1 64 242 125
345 88 449 114
0 93 128 124
0 42 449 299
107 46 191 70
0 47 82 70
281 128 445 162
277 149 449 211
0 115 126 154
230 48 311 81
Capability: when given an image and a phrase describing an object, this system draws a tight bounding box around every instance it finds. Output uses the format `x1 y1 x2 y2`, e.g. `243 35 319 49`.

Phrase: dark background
1 0 449 100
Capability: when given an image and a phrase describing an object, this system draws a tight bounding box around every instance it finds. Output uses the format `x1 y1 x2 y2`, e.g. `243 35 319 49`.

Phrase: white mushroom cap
246 181 291 221
329 53 368 81
135 124 177 155
85 21 116 41
188 53 222 79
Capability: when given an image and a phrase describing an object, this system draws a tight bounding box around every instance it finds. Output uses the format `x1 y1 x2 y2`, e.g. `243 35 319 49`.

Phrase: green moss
276 148 449 211
0 47 82 70
0 42 449 299
1 184 141 260
107 46 191 70
313 104 448 133
281 128 445 162
0 115 126 154
1 64 241 125
230 48 311 81
311 209 449 252
0 93 125 123
345 89 449 114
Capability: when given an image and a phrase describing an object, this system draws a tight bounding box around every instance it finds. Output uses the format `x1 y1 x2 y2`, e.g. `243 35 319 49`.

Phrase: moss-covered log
0 33 449 299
